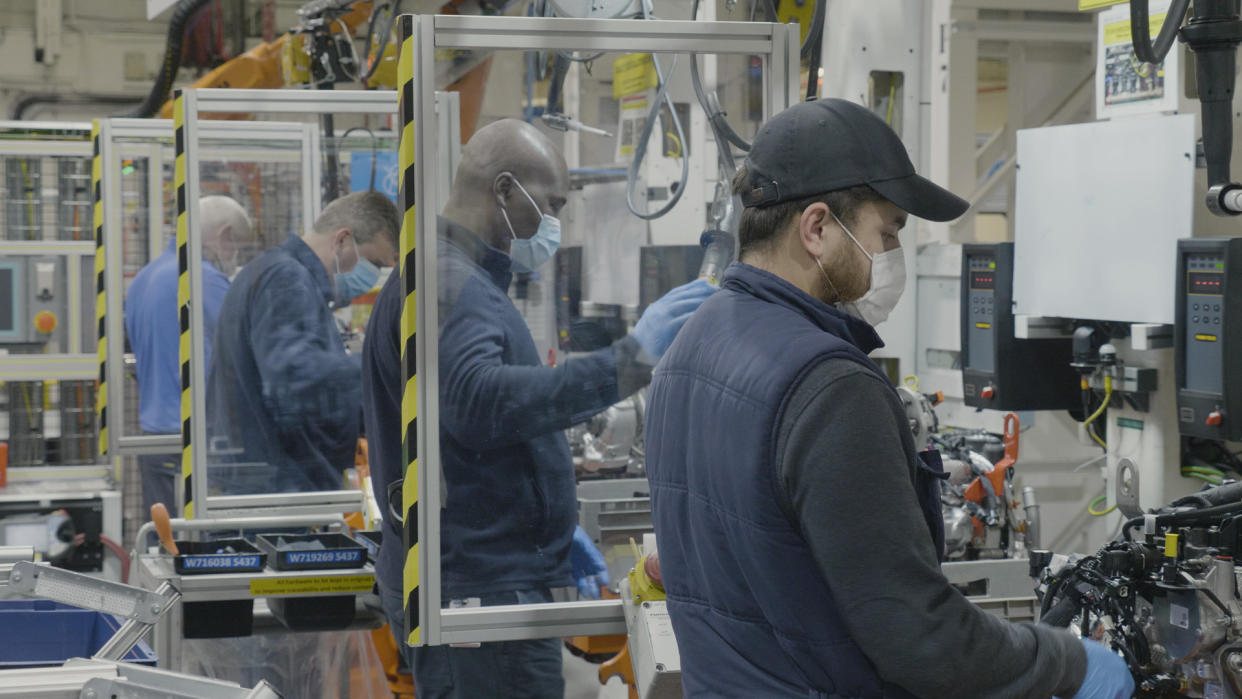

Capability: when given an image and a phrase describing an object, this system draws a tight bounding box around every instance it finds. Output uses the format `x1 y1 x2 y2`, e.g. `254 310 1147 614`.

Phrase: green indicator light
988 262 996 269
1219 262 1226 270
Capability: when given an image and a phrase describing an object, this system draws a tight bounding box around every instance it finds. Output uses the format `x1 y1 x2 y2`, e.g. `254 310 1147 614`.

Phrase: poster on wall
1095 1 1180 119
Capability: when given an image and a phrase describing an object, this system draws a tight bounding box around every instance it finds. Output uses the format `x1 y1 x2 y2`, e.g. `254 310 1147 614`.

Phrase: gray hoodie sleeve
774 359 1086 699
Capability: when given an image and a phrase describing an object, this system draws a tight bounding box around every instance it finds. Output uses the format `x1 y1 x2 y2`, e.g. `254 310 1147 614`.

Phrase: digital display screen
1189 271 1224 296
0 268 13 332
970 270 995 291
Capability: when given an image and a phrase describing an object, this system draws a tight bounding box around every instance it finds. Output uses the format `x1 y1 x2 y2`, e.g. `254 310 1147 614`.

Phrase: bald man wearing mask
362 119 714 697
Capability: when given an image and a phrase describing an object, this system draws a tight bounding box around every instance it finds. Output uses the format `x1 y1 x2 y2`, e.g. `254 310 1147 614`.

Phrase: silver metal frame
178 88 459 520
404 14 800 645
96 118 312 460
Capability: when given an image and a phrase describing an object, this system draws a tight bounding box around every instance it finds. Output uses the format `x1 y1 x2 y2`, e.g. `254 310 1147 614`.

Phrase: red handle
1003 412 1020 462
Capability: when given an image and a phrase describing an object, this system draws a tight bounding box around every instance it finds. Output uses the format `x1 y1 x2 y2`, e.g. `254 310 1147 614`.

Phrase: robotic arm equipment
1131 0 1242 216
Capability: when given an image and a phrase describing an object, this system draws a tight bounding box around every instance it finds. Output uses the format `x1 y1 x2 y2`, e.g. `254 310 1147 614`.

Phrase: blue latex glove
571 525 610 599
632 278 717 359
1059 639 1134 699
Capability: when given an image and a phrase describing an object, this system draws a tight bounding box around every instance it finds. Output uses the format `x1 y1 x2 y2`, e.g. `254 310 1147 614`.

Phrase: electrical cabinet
1176 238 1242 441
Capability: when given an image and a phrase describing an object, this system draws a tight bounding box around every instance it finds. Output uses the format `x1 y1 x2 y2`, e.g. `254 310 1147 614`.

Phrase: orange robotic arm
156 1 375 118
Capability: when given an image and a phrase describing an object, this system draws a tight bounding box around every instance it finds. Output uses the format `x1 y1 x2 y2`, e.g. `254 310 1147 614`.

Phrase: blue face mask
499 175 561 273
335 235 380 304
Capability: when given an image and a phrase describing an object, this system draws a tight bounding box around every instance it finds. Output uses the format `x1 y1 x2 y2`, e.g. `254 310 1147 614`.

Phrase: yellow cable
886 80 896 125
664 132 683 159
1082 374 1112 449
1087 426 1107 449
19 159 36 240
1088 494 1116 516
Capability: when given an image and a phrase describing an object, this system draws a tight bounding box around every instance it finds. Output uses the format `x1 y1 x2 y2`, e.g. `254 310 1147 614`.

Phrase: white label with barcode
1170 603 1190 630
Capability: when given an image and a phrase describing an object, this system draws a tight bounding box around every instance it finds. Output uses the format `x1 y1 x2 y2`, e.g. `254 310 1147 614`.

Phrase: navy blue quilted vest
646 263 941 698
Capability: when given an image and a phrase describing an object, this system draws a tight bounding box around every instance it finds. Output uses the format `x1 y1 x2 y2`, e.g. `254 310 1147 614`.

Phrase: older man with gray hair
126 195 253 513
207 190 399 494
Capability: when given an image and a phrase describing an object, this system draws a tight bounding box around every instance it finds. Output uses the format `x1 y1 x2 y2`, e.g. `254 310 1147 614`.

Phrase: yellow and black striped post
398 13 421 647
91 121 108 457
173 90 195 519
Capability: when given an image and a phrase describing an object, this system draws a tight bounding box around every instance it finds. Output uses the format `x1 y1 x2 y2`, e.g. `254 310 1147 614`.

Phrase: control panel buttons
1207 410 1224 427
980 385 995 400
33 311 57 335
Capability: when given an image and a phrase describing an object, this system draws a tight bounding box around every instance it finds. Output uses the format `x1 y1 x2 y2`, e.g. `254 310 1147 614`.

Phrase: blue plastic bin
0 600 158 668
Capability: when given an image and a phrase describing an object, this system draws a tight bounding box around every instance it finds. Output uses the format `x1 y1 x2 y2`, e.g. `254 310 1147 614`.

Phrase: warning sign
613 54 658 99
249 574 375 596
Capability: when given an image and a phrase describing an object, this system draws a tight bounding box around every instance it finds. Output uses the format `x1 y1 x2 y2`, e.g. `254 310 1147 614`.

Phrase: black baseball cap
738 98 968 222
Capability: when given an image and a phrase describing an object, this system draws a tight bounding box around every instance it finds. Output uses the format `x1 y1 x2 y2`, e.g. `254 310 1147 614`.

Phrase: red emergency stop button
1207 410 1224 427
980 385 995 400
33 311 57 334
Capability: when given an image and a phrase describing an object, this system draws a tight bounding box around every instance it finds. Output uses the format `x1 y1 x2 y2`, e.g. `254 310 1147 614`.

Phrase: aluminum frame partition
96 118 314 463
174 88 459 521
0 131 105 482
398 14 801 647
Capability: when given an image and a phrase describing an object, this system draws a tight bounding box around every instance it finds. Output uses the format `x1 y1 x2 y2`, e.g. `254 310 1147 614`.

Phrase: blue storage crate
0 600 158 668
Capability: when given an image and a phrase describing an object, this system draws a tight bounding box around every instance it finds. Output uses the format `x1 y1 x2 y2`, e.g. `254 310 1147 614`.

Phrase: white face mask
499 175 561 273
831 213 907 326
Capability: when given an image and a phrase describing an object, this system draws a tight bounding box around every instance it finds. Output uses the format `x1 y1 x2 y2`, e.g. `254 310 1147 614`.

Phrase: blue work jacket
125 237 230 434
363 218 634 599
205 235 360 494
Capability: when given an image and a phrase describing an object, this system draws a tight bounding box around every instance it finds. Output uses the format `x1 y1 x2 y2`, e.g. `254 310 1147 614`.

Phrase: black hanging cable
339 126 379 191
122 0 214 117
1130 0 1191 64
361 0 403 81
803 0 825 100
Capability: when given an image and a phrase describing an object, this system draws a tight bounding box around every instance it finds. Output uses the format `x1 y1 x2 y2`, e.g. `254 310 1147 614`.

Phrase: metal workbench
132 553 383 672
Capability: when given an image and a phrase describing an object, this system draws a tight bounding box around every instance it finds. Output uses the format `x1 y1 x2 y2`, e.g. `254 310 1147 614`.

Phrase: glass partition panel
400 13 799 646
175 89 408 519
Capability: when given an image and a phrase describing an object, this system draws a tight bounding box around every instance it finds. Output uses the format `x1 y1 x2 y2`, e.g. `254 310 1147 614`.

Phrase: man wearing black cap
644 98 1133 698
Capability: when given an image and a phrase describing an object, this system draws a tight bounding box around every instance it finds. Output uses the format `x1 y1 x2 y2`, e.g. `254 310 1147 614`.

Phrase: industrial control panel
1176 238 1242 441
961 243 1078 410
0 257 66 346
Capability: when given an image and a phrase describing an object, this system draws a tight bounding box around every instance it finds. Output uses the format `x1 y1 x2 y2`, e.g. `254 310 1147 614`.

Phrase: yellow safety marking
403 543 421 645
1165 532 1179 558
174 90 194 519
975 322 992 329
1103 12 1167 46
1080 0 1126 10
1196 334 1219 342
249 574 376 596
613 54 658 99
397 14 421 647
92 121 108 456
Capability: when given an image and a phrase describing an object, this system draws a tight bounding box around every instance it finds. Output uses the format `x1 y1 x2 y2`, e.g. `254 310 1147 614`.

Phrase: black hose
339 126 379 191
544 52 571 116
122 0 214 118
1041 593 1080 627
689 0 752 153
1130 0 1191 65
802 0 827 109
362 0 403 82
1171 494 1215 509
1124 499 1242 540
13 94 141 121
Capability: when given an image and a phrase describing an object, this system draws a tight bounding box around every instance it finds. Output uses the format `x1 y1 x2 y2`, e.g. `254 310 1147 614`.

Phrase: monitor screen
0 267 14 332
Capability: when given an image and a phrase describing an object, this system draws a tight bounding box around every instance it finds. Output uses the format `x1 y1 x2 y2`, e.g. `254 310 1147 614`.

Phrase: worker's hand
632 278 717 360
571 525 610 599
1059 639 1134 699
